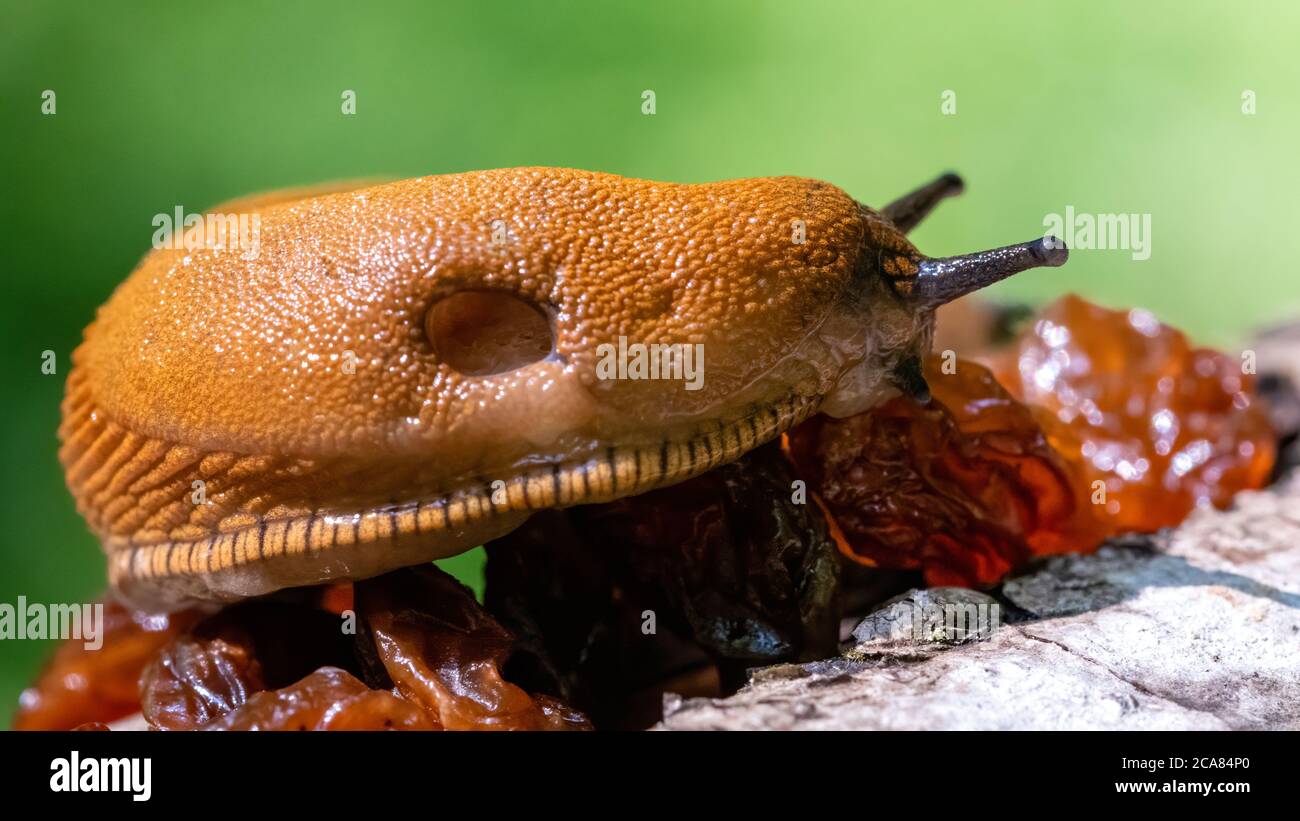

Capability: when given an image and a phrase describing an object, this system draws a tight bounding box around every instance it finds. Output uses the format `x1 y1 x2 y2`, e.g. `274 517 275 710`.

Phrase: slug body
59 167 1065 609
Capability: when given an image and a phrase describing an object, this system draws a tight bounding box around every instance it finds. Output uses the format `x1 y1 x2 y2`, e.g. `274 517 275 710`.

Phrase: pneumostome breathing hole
424 290 553 376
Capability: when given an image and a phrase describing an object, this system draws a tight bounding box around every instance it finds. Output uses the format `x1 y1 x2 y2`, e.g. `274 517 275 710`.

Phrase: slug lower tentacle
58 167 1066 609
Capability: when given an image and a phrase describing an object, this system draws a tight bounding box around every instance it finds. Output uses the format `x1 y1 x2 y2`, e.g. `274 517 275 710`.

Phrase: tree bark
659 469 1300 730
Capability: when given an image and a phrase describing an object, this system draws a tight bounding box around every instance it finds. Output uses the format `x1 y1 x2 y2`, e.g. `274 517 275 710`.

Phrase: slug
58 168 1066 609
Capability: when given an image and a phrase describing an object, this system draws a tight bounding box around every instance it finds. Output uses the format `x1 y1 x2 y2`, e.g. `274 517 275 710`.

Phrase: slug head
822 172 1067 415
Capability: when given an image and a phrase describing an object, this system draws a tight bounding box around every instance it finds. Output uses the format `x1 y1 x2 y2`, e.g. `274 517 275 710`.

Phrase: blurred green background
2 0 1297 727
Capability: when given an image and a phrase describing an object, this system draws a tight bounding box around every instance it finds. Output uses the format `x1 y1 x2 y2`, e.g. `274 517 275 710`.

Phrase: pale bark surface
658 473 1300 731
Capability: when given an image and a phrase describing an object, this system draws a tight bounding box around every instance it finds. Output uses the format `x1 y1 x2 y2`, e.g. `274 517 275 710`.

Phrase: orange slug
58 168 1066 609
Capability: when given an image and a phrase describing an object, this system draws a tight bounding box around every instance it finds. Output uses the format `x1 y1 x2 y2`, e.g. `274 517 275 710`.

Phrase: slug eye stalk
882 172 965 233
879 173 1069 307
912 237 1069 308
